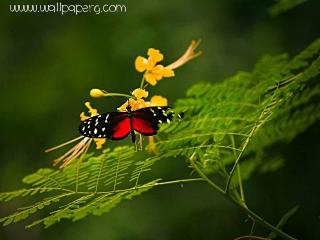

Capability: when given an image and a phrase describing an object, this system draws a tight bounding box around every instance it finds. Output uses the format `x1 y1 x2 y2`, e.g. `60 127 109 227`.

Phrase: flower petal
80 112 89 121
150 95 168 106
85 102 98 117
94 138 106 149
131 99 148 110
151 65 165 80
162 67 175 77
132 88 149 99
135 56 149 72
145 73 159 86
148 48 163 64
118 98 148 112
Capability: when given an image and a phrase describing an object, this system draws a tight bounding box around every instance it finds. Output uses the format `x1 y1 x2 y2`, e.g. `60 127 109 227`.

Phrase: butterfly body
79 105 176 143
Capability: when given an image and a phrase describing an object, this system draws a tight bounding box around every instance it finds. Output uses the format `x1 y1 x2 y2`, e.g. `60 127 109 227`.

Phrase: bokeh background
1 0 320 239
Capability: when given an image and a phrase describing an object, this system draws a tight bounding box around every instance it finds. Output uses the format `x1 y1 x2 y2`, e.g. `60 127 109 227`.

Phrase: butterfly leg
138 134 143 151
131 131 136 143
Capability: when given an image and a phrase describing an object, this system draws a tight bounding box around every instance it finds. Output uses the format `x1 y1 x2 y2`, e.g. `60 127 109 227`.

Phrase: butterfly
78 105 182 143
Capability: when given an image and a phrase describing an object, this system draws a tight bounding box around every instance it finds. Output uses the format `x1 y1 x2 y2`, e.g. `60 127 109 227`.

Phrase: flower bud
90 88 106 98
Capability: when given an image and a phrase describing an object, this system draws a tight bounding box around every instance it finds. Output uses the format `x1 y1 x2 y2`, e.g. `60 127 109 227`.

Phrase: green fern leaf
1 39 320 229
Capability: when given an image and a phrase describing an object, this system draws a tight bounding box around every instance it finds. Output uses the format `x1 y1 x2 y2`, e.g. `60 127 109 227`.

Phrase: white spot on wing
94 128 98 134
166 118 171 123
161 109 168 116
150 108 156 116
105 114 109 123
158 120 162 124
102 127 106 132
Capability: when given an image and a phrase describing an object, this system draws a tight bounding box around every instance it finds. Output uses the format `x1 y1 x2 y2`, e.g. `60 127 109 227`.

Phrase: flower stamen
166 40 202 70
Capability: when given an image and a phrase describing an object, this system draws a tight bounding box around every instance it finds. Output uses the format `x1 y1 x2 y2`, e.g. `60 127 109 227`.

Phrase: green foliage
0 146 161 228
269 0 308 16
1 39 319 236
157 39 320 186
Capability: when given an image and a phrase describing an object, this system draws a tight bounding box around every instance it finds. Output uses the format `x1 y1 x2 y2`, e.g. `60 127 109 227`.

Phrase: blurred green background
1 0 320 239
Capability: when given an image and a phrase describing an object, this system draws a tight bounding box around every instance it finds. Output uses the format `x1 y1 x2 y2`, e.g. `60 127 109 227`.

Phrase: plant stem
189 155 297 240
102 93 133 99
140 76 146 89
153 178 205 187
233 236 269 240
225 95 274 193
230 135 246 203
225 121 258 192
189 153 225 195
239 206 297 240
73 178 205 195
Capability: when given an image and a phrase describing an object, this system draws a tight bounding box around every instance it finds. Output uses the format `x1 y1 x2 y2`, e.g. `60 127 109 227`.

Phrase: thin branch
234 236 270 240
189 153 225 195
225 96 277 192
157 131 250 144
166 144 242 153
74 178 205 195
250 219 256 236
190 152 297 240
230 135 246 203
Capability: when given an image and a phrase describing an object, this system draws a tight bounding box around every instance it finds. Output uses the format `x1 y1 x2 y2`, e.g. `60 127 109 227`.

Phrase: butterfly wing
79 112 131 140
131 107 173 136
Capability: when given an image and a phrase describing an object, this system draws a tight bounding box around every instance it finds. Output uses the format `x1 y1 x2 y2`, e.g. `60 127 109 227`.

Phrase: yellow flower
118 94 168 112
94 138 106 149
150 95 168 106
135 41 201 86
135 48 164 72
132 88 149 99
80 102 98 120
118 98 148 112
135 48 175 86
144 65 174 86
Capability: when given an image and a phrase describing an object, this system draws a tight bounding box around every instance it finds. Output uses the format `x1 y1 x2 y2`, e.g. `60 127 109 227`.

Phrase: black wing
131 107 174 135
79 112 130 139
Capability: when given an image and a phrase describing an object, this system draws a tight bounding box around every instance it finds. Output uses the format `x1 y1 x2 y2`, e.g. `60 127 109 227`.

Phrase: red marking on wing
111 118 131 139
132 117 157 135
